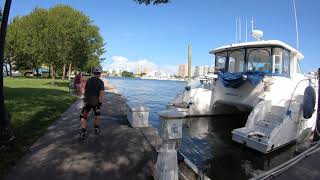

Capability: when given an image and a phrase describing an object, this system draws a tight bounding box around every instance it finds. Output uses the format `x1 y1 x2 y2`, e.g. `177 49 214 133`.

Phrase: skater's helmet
93 67 102 75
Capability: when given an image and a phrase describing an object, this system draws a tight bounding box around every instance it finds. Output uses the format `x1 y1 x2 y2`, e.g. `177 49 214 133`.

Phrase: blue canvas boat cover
218 72 264 88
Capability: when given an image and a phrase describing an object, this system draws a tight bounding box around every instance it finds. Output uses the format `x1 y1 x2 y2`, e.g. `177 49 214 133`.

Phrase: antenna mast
251 17 254 33
245 19 248 42
239 18 241 42
293 0 299 49
235 18 238 43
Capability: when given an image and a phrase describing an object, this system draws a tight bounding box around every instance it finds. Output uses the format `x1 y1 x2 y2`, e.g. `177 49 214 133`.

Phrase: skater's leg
93 115 101 127
80 109 89 129
93 105 101 134
80 105 90 139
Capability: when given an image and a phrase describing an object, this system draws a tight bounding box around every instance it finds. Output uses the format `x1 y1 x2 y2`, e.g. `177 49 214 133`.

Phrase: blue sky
3 0 320 73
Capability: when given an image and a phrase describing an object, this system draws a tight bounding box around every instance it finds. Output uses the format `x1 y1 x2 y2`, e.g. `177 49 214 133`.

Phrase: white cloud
103 56 177 74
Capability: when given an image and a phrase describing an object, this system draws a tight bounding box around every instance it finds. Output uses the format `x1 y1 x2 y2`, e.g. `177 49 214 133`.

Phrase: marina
1 1 320 180
166 40 318 154
107 77 320 179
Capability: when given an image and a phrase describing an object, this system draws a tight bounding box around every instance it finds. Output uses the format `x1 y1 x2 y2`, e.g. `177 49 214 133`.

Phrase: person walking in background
79 67 105 140
80 74 86 97
74 72 82 95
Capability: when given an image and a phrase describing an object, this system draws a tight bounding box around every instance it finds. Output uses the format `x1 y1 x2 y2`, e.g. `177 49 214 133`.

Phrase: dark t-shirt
84 77 105 105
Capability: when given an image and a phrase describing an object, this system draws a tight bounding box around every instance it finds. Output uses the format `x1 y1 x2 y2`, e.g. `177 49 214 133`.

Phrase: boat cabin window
228 50 245 72
273 48 290 76
215 53 227 72
214 46 293 76
247 48 271 73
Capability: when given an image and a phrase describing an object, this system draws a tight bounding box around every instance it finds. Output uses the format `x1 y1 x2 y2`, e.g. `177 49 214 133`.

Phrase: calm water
106 77 299 180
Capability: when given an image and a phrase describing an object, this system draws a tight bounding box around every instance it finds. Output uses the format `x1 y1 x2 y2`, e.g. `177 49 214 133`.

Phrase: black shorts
80 103 101 119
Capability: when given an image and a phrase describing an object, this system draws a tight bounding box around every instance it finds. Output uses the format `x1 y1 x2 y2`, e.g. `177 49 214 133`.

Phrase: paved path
5 92 156 180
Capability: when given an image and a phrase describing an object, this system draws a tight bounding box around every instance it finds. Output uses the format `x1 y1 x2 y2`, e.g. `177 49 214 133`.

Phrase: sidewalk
5 92 156 180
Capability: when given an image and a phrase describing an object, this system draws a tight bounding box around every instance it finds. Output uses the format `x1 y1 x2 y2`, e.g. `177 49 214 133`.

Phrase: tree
122 71 134 77
5 5 105 84
134 0 170 5
6 9 47 75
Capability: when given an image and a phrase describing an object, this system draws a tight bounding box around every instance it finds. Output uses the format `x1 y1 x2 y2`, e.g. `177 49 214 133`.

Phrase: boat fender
302 86 316 119
185 85 191 91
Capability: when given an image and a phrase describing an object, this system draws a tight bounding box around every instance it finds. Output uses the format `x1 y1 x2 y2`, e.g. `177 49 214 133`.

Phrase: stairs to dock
231 103 298 153
252 106 286 137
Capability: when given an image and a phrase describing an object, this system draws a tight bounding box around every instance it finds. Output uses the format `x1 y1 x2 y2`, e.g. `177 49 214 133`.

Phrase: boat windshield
214 47 291 76
229 50 245 72
247 48 272 73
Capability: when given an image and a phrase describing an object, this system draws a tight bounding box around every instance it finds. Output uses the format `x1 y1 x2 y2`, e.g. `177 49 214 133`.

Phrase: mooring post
313 68 320 142
188 45 192 83
155 117 183 180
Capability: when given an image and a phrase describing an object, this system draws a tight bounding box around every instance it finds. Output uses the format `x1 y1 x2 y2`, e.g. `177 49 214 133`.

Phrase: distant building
194 66 203 77
204 65 210 75
178 64 188 78
209 67 215 73
155 71 164 78
194 65 214 77
143 67 150 75
136 66 141 75
194 66 205 77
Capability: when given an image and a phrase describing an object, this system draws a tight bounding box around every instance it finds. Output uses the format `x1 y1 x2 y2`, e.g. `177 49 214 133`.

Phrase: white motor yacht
163 39 318 154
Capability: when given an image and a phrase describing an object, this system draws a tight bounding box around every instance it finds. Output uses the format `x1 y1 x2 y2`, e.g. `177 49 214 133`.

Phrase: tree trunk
68 62 72 80
35 68 39 78
62 64 66 81
8 57 12 76
50 65 55 85
48 65 51 78
3 64 9 76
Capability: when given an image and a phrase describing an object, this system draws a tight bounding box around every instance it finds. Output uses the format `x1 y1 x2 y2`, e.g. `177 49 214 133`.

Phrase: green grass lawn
1 77 77 178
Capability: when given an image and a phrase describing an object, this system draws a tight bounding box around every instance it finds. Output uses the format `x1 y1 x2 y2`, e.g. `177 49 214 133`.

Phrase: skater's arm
99 90 104 104
98 80 105 104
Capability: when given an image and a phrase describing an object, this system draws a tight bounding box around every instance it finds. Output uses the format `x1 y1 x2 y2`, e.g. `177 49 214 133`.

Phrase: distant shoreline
103 76 185 82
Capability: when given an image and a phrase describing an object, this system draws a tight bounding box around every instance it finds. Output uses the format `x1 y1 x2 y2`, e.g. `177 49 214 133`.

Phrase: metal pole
239 18 241 43
235 18 238 43
0 0 15 145
292 0 299 50
245 19 248 42
188 45 192 83
313 68 320 141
